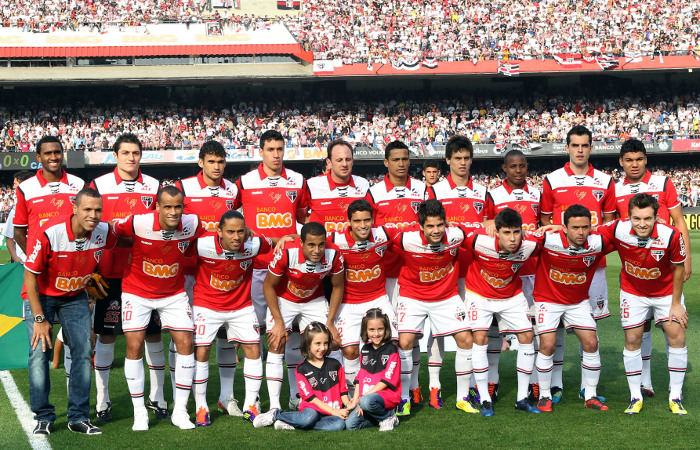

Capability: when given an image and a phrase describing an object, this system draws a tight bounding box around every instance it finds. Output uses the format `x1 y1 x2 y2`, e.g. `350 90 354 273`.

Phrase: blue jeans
346 394 393 430
24 294 93 424
274 407 345 431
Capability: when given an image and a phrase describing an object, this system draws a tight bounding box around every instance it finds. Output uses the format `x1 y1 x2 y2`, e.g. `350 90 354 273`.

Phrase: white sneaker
378 413 397 432
218 396 244 417
252 409 277 428
288 394 301 410
274 420 295 430
132 409 149 431
171 410 195 430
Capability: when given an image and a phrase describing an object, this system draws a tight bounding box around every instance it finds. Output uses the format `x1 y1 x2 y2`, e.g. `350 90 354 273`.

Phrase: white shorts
266 296 328 332
386 278 399 309
335 295 397 347
620 291 686 330
465 291 533 334
251 269 268 329
534 300 597 335
397 295 470 337
193 305 260 346
588 267 609 320
122 292 194 333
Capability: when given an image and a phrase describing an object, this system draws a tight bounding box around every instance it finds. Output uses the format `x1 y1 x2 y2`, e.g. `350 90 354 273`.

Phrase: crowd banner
672 139 700 152
0 263 28 370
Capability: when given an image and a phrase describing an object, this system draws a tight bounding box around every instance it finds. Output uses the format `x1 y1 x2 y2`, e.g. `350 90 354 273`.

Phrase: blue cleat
480 401 495 417
515 399 542 413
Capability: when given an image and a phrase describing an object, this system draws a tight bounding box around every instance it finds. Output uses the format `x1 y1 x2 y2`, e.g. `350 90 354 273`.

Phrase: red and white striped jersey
24 218 117 298
615 171 680 222
113 212 206 299
306 173 370 232
90 169 159 278
175 172 239 231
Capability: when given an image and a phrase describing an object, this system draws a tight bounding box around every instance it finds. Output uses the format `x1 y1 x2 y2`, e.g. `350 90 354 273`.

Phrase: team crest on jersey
286 190 297 203
69 195 76 204
473 202 483 214
651 194 659 201
240 259 252 270
531 204 539 214
362 355 369 365
381 355 390 365
651 249 665 261
455 306 466 322
450 247 458 256
582 255 595 267
178 241 190 253
94 249 103 263
511 263 523 273
141 196 153 209
410 201 420 213
226 200 234 210
592 190 604 201
308 376 318 388
329 370 338 381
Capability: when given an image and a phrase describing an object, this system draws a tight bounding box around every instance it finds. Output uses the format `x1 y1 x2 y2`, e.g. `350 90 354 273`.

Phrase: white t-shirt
3 206 25 263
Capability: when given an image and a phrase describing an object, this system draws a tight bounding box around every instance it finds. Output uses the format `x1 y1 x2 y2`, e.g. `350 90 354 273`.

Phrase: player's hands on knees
268 323 288 351
670 304 688 329
31 321 53 352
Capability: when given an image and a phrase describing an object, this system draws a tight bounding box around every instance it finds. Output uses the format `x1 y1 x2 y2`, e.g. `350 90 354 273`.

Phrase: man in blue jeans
23 188 117 435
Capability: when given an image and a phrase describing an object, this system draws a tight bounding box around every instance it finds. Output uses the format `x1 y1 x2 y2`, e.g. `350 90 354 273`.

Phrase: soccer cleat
455 397 480 414
584 396 609 411
669 399 687 415
396 399 411 416
171 410 196 430
537 397 553 412
378 412 398 431
195 407 211 427
253 409 277 428
551 387 563 404
488 382 500 403
274 420 295 430
68 420 103 435
625 398 643 415
429 387 444 409
579 389 606 402
410 387 423 405
33 421 54 435
95 402 112 423
288 394 301 410
515 399 542 413
146 398 170 419
480 401 495 417
528 383 540 403
468 386 481 406
218 396 244 417
641 387 655 398
243 404 260 423
132 409 150 431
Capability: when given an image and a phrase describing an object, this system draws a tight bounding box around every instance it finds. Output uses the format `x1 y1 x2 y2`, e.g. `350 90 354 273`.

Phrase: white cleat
274 420 295 430
218 396 244 417
171 410 195 430
378 412 398 431
132 409 150 431
252 409 277 428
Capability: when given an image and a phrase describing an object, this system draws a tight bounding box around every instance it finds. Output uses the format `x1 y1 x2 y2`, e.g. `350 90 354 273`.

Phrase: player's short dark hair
259 130 285 149
619 138 647 158
494 208 523 230
504 149 526 164
347 199 373 221
300 322 332 358
75 187 101 206
628 193 659 216
219 210 244 227
199 140 226 160
157 185 184 203
13 169 34 183
327 139 354 160
418 199 446 226
384 140 409 160
563 204 591 226
300 221 326 242
360 308 392 346
36 135 63 154
423 160 440 170
113 133 142 154
566 125 592 146
445 135 473 159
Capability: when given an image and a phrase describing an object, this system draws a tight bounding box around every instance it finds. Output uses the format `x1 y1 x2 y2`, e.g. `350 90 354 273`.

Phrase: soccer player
263 222 344 412
175 140 242 416
427 135 487 408
366 140 428 406
615 138 692 397
24 188 116 435
598 194 688 414
484 150 541 400
192 210 273 426
329 199 398 391
3 170 34 264
394 199 477 417
422 160 441 187
113 185 206 431
533 205 613 412
90 133 164 422
539 125 616 402
465 208 540 415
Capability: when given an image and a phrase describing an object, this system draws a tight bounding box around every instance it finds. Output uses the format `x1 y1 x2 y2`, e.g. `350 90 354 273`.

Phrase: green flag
0 263 28 370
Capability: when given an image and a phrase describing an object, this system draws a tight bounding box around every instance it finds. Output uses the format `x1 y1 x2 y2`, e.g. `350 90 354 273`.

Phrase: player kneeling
192 211 274 426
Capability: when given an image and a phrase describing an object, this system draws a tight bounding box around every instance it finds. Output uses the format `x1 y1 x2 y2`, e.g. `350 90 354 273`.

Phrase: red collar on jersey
196 171 226 189
383 175 414 191
151 211 183 232
558 229 590 249
113 167 144 185
446 174 474 190
628 220 659 239
342 226 376 246
36 168 69 187
64 214 93 241
257 163 287 180
327 172 356 190
622 170 652 185
564 162 595 177
500 180 530 194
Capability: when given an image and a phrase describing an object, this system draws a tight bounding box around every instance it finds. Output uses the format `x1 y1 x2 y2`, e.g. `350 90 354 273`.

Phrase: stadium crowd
0 89 699 153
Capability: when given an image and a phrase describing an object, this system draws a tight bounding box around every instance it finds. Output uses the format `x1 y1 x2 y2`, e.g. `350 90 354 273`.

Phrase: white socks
551 328 565 389
399 348 412 400
623 348 642 400
193 360 209 411
145 340 166 405
427 334 444 389
125 357 146 411
581 351 601 400
243 357 263 410
455 348 472 401
640 331 653 389
93 340 114 409
344 357 360 389
173 353 195 412
472 343 490 403
536 352 553 399
266 352 284 410
668 346 687 401
216 338 237 402
516 343 535 401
